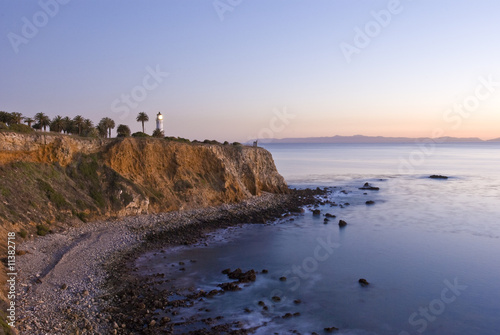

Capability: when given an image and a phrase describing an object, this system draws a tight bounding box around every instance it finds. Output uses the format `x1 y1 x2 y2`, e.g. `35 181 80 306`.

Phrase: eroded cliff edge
0 132 288 230
0 132 290 331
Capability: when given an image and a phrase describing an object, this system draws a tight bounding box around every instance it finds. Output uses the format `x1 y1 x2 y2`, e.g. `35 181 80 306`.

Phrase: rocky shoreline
15 189 326 335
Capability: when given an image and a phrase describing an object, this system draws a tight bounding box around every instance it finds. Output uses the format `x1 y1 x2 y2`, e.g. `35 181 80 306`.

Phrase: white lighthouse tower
156 112 164 132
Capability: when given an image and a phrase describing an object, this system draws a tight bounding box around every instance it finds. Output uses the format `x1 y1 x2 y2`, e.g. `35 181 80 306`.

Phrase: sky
1 0 500 141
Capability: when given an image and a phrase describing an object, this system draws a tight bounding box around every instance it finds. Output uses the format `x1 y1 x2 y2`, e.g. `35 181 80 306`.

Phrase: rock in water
324 326 339 332
338 220 347 227
429 175 448 179
312 209 321 216
366 200 375 205
359 278 370 286
359 182 380 190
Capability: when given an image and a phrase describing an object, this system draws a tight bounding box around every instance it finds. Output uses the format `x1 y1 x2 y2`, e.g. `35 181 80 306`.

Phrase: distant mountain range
248 135 500 144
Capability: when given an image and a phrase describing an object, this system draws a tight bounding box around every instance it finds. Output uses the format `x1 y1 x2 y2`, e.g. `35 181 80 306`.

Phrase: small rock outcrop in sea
429 175 449 179
359 182 380 191
325 213 336 218
324 326 339 332
223 268 257 283
312 209 321 216
359 278 370 286
218 282 241 291
338 220 347 227
366 200 375 205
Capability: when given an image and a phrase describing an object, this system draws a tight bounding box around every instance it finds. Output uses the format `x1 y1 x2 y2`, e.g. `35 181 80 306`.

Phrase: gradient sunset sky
1 0 499 141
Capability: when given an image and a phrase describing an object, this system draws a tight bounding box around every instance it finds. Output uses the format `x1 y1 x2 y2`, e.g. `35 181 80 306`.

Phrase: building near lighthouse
156 112 164 132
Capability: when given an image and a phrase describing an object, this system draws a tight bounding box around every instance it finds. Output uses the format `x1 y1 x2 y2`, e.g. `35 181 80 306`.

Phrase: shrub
203 139 220 145
116 124 131 137
18 230 28 238
174 179 194 192
232 142 242 146
132 131 150 137
121 191 134 206
165 136 191 143
90 188 105 208
75 212 88 222
37 179 69 209
0 122 8 130
36 224 50 236
152 129 164 138
9 123 34 133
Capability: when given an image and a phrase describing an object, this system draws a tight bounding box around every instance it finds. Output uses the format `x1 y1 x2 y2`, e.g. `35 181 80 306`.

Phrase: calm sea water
137 143 500 334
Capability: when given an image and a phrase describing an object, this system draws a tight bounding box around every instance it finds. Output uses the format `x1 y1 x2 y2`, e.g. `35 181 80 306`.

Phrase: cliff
0 132 288 316
0 132 288 228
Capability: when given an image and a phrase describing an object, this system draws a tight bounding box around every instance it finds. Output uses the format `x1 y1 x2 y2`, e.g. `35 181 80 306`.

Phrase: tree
23 116 35 127
99 117 115 138
73 115 84 136
10 112 23 124
152 129 164 138
82 119 94 136
97 122 107 138
34 112 50 131
50 115 64 133
116 124 131 137
136 112 149 133
0 111 12 125
62 116 72 134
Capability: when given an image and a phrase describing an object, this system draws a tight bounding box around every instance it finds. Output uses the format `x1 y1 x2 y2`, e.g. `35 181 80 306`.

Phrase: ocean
136 143 500 334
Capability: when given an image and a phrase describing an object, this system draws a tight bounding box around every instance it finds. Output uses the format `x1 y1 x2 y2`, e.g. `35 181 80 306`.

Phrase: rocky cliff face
0 132 104 166
0 133 288 228
0 132 288 325
104 138 288 212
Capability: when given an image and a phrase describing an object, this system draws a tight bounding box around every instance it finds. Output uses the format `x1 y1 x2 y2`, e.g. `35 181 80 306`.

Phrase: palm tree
72 115 85 135
99 117 115 138
10 112 23 124
136 112 149 133
82 119 93 136
23 117 35 127
97 122 107 138
51 115 64 133
62 116 72 134
34 112 50 131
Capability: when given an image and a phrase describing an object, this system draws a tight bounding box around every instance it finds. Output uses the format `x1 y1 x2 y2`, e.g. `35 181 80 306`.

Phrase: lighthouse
156 112 164 132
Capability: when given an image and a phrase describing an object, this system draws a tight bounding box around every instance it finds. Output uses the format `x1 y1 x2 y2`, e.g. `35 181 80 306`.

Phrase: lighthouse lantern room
156 112 164 132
